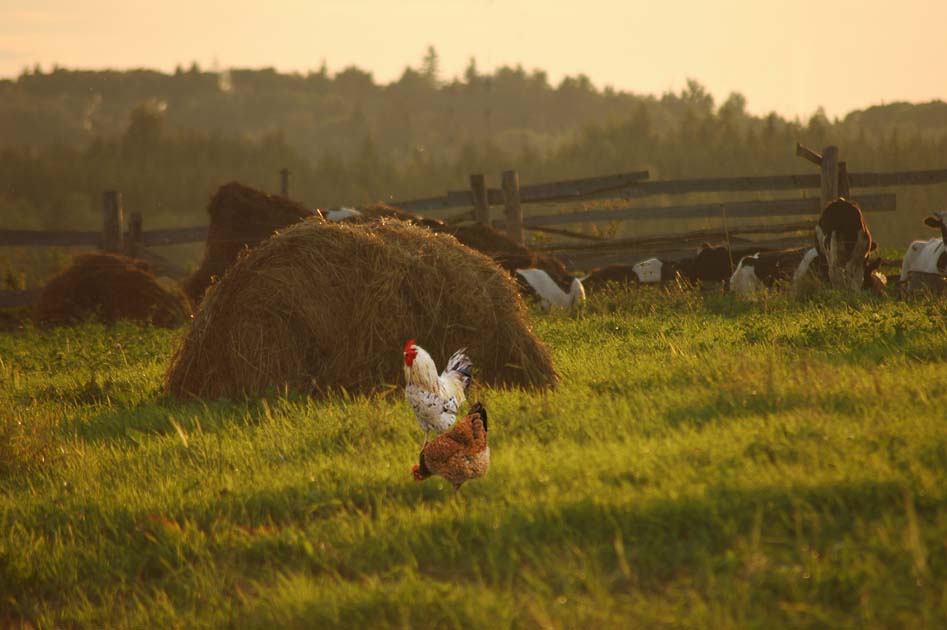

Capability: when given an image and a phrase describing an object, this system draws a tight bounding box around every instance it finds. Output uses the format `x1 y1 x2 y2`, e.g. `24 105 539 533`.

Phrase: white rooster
403 340 473 445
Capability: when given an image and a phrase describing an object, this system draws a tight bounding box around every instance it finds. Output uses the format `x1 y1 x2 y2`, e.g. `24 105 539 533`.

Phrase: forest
2 49 947 231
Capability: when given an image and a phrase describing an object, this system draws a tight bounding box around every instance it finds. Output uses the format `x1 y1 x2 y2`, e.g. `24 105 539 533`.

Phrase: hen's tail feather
444 348 473 393
469 401 488 432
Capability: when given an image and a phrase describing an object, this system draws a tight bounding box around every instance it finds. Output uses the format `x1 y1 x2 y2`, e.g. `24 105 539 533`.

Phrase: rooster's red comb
404 339 416 352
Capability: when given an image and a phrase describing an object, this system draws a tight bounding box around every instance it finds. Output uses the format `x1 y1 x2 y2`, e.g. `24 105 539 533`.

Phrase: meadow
2 287 947 628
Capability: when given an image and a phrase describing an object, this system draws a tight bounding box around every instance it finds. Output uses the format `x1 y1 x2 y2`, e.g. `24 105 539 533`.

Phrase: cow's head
923 211 947 246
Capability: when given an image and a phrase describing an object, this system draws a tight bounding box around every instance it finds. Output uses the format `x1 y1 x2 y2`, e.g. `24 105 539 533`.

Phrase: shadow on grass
8 467 943 628
71 392 321 444
662 391 813 429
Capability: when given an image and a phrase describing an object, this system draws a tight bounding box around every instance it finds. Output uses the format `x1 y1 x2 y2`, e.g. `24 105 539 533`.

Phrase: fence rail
391 167 947 211
394 169 650 212
143 226 209 247
1 165 937 250
2 142 946 307
494 193 896 229
0 225 209 248
0 229 101 247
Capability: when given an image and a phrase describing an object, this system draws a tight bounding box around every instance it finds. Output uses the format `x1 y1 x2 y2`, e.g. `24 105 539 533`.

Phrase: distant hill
1 63 945 242
6 64 943 164
843 101 947 135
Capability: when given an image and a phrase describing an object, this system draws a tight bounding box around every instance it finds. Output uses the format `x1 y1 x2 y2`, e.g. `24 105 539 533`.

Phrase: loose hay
35 253 191 328
350 203 574 286
184 182 318 303
165 219 558 398
354 202 444 230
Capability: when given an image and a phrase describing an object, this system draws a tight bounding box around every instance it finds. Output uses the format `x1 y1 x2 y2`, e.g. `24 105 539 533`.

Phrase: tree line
1 52 946 232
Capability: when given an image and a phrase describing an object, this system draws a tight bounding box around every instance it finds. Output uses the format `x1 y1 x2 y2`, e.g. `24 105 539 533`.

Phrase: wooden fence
1 143 946 304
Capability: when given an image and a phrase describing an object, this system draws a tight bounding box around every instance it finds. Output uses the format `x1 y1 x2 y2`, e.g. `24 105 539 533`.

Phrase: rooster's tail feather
443 348 473 394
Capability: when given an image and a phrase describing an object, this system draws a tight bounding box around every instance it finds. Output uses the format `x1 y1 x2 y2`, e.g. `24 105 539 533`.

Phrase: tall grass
2 290 946 628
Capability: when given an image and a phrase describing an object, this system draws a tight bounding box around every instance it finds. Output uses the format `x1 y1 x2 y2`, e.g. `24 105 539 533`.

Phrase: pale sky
1 0 944 120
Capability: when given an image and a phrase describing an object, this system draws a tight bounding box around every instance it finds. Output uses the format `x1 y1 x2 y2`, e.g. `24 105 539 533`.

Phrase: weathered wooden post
795 142 823 166
837 161 851 198
280 168 290 197
101 190 124 253
469 173 490 225
127 211 144 258
501 169 524 244
820 145 839 208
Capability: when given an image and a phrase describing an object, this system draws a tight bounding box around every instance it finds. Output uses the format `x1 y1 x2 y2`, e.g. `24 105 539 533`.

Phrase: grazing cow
794 198 882 292
515 269 586 310
729 248 810 295
900 211 947 282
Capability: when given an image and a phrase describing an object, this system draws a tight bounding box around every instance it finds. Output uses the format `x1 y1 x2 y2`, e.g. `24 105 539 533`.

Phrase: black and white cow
583 243 767 295
677 243 740 284
579 258 679 294
790 198 886 293
729 247 811 295
900 210 947 282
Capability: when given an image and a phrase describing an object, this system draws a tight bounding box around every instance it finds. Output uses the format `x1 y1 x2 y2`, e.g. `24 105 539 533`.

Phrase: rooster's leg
421 429 429 447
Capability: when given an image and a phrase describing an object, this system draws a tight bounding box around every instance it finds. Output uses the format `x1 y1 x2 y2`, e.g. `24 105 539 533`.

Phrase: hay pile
165 219 558 398
35 253 191 328
353 202 445 230
449 224 571 279
184 182 318 303
348 204 574 286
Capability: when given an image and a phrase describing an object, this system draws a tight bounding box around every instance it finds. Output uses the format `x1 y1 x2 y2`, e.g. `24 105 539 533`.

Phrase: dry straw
357 203 575 287
165 218 558 398
184 182 317 303
35 253 191 328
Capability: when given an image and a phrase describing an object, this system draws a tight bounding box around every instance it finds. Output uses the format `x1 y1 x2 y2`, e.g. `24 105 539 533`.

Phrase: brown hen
412 402 490 491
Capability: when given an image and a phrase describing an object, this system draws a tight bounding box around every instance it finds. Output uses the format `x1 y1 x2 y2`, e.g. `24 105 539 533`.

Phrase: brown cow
794 198 885 293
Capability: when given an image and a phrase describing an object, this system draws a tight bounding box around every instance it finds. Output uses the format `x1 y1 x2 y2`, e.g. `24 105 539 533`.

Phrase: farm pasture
2 288 947 627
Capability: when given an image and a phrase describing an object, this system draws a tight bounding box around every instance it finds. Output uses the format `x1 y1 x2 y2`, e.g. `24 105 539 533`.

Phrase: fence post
820 145 839 209
280 168 290 197
501 170 524 245
127 211 144 257
837 161 851 198
469 174 490 225
101 190 124 253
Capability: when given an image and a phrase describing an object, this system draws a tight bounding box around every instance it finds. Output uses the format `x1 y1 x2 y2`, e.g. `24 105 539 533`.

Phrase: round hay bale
165 218 558 398
184 182 319 303
35 253 191 328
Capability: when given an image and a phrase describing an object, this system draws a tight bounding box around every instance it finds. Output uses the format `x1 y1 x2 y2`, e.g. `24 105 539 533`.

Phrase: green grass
2 288 947 628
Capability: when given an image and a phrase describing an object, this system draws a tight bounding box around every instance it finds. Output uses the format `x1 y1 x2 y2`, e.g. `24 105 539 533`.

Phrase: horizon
3 0 945 121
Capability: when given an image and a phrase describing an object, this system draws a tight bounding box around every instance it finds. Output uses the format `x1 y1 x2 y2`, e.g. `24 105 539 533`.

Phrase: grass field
2 288 947 628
